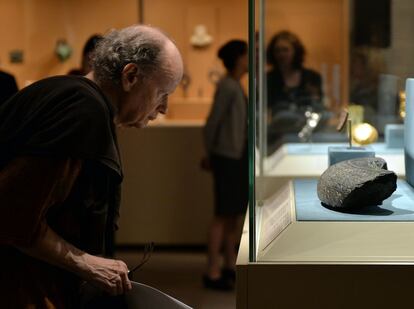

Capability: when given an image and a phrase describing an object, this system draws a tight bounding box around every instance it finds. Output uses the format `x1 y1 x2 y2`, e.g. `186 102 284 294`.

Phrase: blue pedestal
328 146 375 166
385 124 404 149
405 79 414 187
294 179 414 222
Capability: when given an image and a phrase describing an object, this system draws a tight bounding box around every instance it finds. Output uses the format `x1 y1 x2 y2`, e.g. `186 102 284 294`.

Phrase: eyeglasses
128 242 155 281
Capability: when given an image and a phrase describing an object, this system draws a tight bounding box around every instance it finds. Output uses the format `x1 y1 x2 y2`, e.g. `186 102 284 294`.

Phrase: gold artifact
399 90 406 119
352 123 378 145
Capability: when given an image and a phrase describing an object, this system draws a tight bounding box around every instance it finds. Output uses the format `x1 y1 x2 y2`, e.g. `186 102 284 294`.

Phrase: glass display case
239 0 414 307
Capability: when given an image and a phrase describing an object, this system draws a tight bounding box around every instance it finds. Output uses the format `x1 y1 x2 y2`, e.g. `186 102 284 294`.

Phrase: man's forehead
161 42 183 79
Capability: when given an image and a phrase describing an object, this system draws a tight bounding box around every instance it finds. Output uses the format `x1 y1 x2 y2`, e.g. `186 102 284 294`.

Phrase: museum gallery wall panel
145 0 249 100
0 0 138 88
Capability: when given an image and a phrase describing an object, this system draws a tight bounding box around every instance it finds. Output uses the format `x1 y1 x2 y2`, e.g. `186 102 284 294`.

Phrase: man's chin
135 122 147 128
116 118 151 128
133 120 150 128
116 122 146 129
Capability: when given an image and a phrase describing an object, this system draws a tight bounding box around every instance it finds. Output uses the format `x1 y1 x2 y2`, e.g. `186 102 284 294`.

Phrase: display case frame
239 0 414 307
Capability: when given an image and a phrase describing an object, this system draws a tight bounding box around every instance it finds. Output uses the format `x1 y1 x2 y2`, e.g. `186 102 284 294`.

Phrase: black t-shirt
267 68 323 114
0 75 122 180
0 70 18 105
266 68 324 140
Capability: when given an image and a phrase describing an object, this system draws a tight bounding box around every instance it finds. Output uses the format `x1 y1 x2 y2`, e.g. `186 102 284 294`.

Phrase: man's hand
80 254 132 295
200 157 212 171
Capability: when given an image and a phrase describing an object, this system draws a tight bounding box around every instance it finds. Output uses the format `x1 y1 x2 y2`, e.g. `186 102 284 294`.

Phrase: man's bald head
92 25 183 86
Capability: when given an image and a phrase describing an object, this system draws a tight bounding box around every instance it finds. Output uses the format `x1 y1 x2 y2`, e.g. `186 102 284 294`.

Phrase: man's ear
121 63 139 92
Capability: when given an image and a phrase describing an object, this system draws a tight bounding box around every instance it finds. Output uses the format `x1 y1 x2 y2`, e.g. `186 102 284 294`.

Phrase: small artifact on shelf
352 123 378 145
180 72 191 98
208 68 222 85
336 109 349 132
336 109 352 148
329 109 377 165
399 90 406 119
317 157 397 210
190 25 213 48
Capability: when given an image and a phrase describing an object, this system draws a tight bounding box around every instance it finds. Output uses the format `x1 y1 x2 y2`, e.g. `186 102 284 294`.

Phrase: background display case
237 1 414 308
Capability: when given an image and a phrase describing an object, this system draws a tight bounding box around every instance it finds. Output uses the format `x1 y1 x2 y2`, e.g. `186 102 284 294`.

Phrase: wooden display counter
236 180 414 309
116 121 214 246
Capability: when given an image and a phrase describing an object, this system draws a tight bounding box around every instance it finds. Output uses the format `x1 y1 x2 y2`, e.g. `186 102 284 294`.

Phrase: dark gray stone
317 157 397 210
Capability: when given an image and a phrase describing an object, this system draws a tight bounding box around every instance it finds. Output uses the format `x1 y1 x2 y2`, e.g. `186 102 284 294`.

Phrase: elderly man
0 25 183 308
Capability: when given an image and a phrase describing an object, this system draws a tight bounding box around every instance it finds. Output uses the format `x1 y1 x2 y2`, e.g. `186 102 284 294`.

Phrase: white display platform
257 182 414 263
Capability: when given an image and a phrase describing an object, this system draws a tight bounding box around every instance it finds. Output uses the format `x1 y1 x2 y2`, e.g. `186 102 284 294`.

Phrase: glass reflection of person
266 31 323 140
350 49 379 114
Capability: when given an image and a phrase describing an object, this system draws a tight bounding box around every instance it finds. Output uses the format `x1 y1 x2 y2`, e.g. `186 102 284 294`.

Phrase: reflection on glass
260 0 408 157
266 31 325 149
251 0 413 261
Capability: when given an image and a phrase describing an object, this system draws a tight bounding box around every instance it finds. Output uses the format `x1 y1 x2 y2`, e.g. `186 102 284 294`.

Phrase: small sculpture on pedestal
180 72 191 98
190 25 213 48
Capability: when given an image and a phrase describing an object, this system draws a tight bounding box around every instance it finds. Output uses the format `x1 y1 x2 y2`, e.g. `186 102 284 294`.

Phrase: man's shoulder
30 75 99 95
27 76 106 107
13 75 111 123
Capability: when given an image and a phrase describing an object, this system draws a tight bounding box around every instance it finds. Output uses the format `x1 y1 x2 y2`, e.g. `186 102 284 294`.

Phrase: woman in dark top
202 40 248 291
266 31 323 140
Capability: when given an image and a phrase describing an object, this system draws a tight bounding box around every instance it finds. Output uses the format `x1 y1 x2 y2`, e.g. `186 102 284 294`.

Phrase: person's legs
206 155 227 279
203 154 237 290
206 216 225 279
223 216 239 271
204 215 233 290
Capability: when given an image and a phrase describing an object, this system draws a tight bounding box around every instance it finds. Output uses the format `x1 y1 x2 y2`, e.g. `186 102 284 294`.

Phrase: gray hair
92 25 165 84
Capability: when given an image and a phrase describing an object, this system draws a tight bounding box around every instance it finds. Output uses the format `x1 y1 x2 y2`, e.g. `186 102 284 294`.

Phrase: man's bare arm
17 222 132 295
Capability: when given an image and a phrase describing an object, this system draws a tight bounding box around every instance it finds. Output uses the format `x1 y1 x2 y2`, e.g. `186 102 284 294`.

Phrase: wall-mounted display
190 24 213 48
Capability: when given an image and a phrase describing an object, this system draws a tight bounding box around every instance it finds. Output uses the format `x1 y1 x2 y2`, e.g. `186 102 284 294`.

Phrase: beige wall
0 0 139 88
145 0 249 121
145 0 249 101
0 0 248 119
0 0 350 113
116 126 214 245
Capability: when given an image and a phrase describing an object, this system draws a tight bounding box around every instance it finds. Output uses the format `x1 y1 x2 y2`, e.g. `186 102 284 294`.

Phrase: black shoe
221 268 236 283
203 275 233 291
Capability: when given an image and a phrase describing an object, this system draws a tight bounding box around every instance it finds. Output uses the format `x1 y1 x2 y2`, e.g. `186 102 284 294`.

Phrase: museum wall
147 0 350 116
116 126 214 245
0 0 139 88
144 0 248 101
143 0 249 120
0 0 355 118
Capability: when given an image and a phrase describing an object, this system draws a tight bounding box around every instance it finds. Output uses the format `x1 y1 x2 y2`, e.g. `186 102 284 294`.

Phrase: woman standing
203 40 248 291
